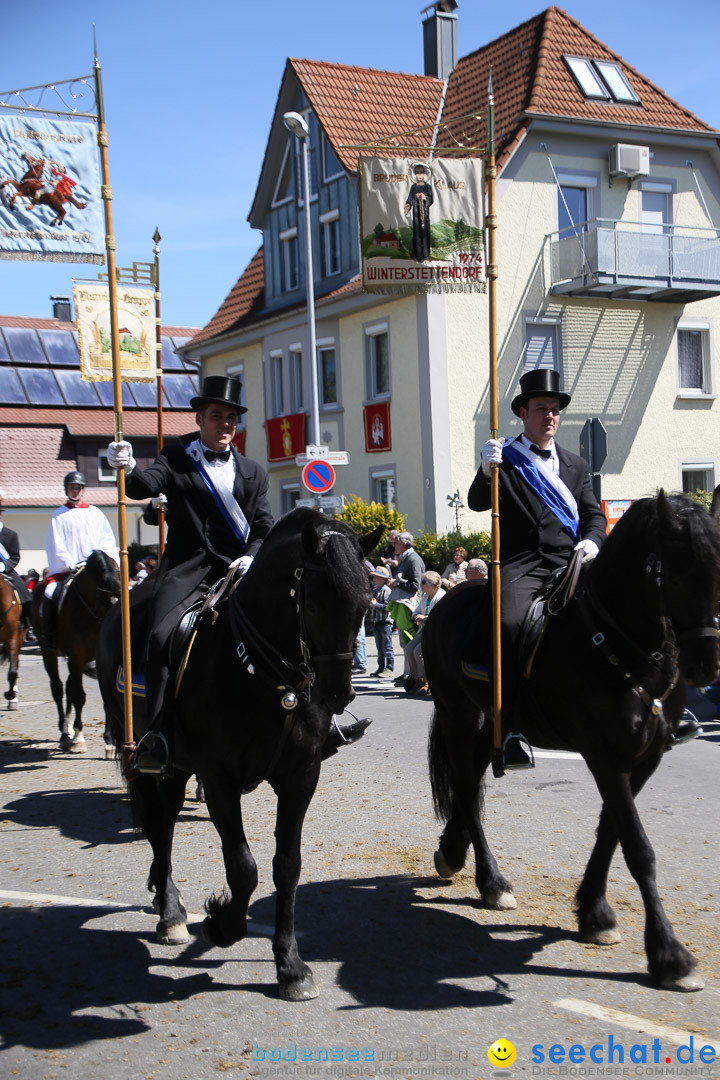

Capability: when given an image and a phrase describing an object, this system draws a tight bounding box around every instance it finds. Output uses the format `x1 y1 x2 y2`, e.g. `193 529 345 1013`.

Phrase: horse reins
580 550 720 714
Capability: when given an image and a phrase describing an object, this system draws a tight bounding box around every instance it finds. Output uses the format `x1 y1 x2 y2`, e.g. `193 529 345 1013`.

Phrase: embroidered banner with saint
0 115 103 263
74 281 156 382
363 402 391 453
359 156 485 294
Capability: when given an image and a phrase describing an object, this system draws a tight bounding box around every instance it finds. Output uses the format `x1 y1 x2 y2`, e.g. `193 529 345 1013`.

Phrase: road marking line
533 750 583 760
555 997 718 1045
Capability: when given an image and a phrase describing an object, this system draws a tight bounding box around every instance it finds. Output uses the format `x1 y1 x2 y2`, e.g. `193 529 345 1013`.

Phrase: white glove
481 437 505 476
151 494 168 509
574 538 599 564
236 555 253 577
0 561 4 571
106 440 136 471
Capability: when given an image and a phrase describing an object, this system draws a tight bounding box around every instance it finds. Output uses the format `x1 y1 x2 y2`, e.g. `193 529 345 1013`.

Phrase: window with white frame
225 363 247 428
365 323 390 399
317 341 337 406
270 351 284 416
677 322 712 396
681 462 715 495
98 449 115 483
279 228 299 291
320 210 340 277
524 320 560 374
371 469 396 509
557 172 597 237
289 345 303 413
282 484 302 513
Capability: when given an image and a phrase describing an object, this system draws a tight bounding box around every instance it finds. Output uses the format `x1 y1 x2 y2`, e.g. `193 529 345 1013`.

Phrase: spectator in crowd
465 558 488 582
369 565 394 678
401 570 445 695
440 546 468 589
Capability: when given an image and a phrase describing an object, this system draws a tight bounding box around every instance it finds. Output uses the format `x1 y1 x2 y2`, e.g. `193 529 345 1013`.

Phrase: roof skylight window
564 56 610 100
593 60 639 103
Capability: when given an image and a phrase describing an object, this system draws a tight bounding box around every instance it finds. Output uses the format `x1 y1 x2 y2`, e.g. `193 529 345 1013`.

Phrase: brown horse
33 552 120 752
6 154 87 226
6 154 45 210
0 574 25 710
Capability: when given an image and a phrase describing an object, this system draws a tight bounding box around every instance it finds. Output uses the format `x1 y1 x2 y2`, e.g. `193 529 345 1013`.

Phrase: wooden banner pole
152 227 165 556
486 76 504 778
94 53 135 771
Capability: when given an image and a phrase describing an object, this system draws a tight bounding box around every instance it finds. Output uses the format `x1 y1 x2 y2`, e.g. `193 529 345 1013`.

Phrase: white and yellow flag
359 155 485 293
74 281 156 382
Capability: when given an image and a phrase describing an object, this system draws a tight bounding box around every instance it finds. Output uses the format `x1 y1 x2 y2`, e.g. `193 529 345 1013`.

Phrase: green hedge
414 529 492 574
334 496 406 561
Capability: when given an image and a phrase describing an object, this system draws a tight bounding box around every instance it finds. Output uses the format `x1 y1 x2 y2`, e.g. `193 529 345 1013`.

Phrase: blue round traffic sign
301 460 336 494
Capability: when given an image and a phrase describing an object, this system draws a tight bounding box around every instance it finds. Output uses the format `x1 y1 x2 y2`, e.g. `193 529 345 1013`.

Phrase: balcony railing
548 219 720 302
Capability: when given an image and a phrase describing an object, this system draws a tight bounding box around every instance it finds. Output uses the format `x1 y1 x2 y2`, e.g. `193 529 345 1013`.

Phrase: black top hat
511 368 571 416
189 375 247 414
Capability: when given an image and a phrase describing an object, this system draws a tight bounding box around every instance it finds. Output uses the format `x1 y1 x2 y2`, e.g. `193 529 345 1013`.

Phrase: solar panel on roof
38 329 80 367
55 369 102 406
17 367 64 405
160 335 184 371
0 331 11 363
4 327 48 365
95 380 136 408
0 366 27 404
163 373 195 408
129 380 159 408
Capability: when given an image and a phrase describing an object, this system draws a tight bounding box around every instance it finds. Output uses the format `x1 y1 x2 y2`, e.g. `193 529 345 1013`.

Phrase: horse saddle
116 598 205 699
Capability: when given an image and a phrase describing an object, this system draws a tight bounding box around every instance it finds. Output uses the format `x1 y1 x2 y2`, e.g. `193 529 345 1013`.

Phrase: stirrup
133 731 172 776
669 709 703 747
502 732 535 771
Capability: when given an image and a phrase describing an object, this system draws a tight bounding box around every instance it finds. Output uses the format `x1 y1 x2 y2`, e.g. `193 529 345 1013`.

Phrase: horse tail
428 707 454 823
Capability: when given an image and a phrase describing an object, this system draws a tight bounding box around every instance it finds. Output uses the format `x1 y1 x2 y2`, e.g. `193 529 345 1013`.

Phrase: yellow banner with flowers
74 280 155 382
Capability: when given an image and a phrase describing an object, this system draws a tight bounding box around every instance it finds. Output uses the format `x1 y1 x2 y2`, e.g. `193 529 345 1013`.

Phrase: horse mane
83 550 120 591
591 492 720 584
253 508 370 605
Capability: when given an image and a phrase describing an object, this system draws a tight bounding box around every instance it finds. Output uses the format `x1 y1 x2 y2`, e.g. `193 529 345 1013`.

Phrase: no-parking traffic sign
301 459 336 494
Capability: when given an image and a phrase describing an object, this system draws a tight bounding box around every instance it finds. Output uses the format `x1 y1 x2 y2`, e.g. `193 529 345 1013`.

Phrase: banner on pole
0 115 104 263
74 281 156 382
359 155 485 294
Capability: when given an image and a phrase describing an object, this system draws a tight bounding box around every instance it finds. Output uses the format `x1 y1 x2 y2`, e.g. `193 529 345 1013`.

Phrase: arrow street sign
301 459 336 494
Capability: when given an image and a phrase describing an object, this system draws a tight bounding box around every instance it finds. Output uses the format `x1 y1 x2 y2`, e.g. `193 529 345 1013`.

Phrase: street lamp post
283 111 321 449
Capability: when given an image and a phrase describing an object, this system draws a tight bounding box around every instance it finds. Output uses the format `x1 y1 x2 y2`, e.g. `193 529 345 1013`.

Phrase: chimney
51 295 73 322
422 1 458 80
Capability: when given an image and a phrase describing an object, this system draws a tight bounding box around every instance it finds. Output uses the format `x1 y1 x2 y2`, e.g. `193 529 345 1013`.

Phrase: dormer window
563 55 640 105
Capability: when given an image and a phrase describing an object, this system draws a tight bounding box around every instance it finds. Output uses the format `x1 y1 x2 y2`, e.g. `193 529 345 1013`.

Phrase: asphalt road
1 639 719 1080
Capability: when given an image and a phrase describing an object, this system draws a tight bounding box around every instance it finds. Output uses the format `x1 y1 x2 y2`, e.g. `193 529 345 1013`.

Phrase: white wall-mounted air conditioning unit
609 143 650 177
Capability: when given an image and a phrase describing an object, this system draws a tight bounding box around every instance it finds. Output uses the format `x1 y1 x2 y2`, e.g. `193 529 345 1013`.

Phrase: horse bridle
64 565 118 624
581 549 720 713
229 549 358 712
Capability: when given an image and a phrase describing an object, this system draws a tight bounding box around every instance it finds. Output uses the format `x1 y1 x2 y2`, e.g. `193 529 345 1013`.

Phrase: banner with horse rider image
359 155 485 294
0 115 103 263
74 281 156 382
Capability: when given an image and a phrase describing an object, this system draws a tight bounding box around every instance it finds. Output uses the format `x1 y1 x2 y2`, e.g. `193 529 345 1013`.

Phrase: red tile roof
290 59 444 172
0 407 193 436
0 314 200 337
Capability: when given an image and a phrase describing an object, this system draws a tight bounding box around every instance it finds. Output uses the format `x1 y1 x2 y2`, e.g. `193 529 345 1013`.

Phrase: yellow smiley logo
488 1039 517 1068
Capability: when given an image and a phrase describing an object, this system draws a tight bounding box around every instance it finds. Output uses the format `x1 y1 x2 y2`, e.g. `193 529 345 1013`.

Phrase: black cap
511 369 571 416
64 470 86 491
189 375 247 414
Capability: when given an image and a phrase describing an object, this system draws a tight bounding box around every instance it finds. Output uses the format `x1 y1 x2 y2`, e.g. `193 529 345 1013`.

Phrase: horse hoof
584 928 622 946
104 745 116 760
660 972 705 992
157 920 190 945
59 733 73 751
193 784 205 803
434 848 460 879
7 698 18 711
70 734 86 753
484 889 517 910
278 973 319 1001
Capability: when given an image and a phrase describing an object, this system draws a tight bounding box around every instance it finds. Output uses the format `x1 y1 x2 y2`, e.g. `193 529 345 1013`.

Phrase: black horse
424 492 720 992
33 550 120 752
97 508 380 1001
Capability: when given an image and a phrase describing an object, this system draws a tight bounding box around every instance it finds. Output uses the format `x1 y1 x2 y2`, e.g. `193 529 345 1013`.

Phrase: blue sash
185 443 250 548
503 440 579 541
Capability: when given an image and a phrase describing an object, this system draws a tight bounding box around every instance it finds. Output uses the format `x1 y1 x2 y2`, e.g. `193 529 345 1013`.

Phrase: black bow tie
204 448 232 463
530 443 552 460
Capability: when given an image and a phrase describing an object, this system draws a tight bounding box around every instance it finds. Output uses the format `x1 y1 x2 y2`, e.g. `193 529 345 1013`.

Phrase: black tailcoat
468 438 606 642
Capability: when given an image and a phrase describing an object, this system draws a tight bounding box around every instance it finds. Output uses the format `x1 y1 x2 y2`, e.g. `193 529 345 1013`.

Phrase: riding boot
134 672 174 776
668 708 703 748
321 715 373 760
40 595 58 651
21 603 36 642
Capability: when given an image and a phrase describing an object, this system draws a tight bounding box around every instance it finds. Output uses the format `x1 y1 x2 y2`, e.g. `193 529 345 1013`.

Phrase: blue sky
1 0 719 330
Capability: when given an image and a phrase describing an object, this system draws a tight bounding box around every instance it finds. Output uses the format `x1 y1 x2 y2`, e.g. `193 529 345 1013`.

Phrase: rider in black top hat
107 375 369 772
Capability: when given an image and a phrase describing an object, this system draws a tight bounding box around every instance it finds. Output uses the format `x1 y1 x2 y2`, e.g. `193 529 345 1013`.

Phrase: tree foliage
334 496 406 560
413 529 492 574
